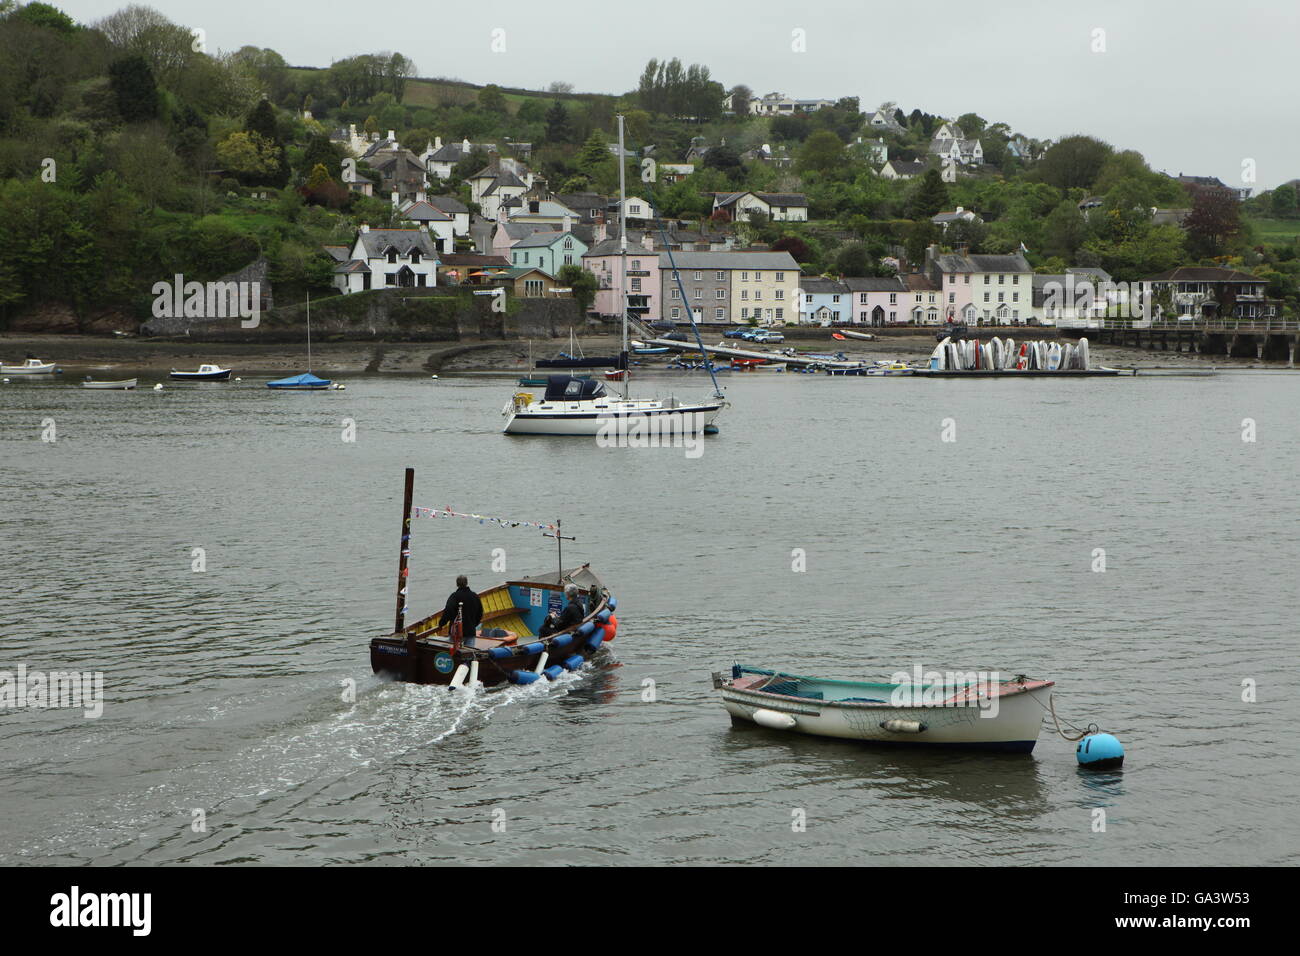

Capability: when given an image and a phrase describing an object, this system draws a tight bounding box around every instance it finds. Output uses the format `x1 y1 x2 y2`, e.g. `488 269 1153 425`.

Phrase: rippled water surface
1 369 1297 865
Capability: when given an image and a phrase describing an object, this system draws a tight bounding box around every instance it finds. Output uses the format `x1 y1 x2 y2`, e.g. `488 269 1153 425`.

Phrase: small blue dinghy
267 372 333 390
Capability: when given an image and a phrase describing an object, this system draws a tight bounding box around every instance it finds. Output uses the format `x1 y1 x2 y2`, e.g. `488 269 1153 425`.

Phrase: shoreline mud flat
0 331 1283 376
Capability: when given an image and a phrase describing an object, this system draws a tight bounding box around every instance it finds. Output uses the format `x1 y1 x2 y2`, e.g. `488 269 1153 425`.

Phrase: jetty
1060 318 1300 365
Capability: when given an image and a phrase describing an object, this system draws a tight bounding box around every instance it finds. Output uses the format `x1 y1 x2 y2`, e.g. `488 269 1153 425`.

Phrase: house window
984 275 990 284
964 275 970 284
776 272 784 281
775 290 784 301
983 292 990 302
754 291 762 300
716 271 725 281
776 308 784 320
694 271 702 280
741 308 748 319
1012 292 1019 302
806 294 813 303
741 290 749 300
564 237 573 249
694 289 702 299
889 293 897 304
631 278 641 292
754 272 762 280
386 273 396 285
889 310 896 321
671 307 681 318
715 289 725 299
928 294 935 304
672 271 679 280
998 274 1005 284
632 259 640 270
387 249 398 264
411 251 421 264
564 255 573 265
525 279 544 297
948 292 955 303
715 308 724 319
831 295 839 303
997 292 1004 302
671 289 680 299
741 272 748 281
860 293 867 304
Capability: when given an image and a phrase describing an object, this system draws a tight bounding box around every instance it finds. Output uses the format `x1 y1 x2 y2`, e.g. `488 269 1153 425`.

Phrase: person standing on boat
440 575 484 646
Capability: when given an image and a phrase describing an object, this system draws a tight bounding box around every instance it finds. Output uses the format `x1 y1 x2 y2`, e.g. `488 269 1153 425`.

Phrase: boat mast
395 466 414 635
306 291 312 373
617 113 630 398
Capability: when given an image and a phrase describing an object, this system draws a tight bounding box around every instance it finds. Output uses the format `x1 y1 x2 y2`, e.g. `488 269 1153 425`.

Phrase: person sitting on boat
539 583 585 636
440 575 484 646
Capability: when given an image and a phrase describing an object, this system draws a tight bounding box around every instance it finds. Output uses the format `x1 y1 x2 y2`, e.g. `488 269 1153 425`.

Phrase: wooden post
395 467 415 634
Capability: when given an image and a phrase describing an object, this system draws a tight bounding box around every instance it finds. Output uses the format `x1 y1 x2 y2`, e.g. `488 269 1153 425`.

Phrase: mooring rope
1038 693 1101 741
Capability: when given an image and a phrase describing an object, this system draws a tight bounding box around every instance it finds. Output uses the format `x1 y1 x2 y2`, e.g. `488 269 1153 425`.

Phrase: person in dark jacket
440 575 484 646
539 583 585 636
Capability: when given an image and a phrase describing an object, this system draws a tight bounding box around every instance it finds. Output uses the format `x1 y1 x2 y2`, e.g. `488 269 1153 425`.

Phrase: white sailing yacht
502 115 725 436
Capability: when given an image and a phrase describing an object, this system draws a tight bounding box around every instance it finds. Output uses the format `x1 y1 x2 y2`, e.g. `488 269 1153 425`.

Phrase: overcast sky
56 0 1296 189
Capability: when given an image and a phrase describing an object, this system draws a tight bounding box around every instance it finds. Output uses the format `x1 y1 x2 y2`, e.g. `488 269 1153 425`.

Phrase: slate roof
400 200 452 222
658 251 799 270
800 277 848 294
334 259 371 274
930 252 1031 274
512 230 580 249
842 276 908 292
1146 266 1262 283
426 194 469 214
322 244 350 263
356 229 438 259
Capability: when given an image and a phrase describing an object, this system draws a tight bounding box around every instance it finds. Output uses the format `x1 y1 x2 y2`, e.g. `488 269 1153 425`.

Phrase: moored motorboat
713 665 1055 753
170 364 232 380
82 378 137 390
368 468 619 686
1 358 57 375
504 375 723 436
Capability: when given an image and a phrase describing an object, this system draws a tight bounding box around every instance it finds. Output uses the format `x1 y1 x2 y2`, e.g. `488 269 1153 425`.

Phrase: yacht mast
617 114 629 398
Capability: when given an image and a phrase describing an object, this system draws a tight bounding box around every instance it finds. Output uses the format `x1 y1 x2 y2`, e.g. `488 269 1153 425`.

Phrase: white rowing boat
82 378 137 390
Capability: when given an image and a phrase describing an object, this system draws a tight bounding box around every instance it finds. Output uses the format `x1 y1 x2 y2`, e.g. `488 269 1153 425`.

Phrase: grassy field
1246 217 1300 246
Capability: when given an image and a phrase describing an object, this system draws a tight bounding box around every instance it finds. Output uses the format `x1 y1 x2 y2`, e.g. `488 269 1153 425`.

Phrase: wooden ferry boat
368 468 619 687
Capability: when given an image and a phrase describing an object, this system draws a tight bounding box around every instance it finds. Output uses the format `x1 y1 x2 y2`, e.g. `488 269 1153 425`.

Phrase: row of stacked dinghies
925 336 1102 374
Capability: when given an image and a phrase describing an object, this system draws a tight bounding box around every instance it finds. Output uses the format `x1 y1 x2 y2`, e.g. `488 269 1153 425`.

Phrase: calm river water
1 369 1297 865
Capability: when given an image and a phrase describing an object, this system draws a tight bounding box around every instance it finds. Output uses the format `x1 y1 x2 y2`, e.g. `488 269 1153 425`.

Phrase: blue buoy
1077 732 1125 770
510 670 541 685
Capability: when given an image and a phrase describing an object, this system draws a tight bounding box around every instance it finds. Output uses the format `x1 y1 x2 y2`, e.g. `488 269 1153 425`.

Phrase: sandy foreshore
0 330 1281 375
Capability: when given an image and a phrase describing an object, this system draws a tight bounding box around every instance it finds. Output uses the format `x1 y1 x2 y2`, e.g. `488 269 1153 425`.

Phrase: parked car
757 331 785 343
723 328 749 338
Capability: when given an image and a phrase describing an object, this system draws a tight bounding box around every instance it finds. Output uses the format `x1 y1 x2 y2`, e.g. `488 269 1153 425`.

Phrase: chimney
349 123 356 136
359 223 370 233
525 171 534 189
955 206 963 214
388 129 396 142
417 184 427 203
462 138 470 152
595 221 607 243
642 233 654 251
563 214 572 233
435 135 442 150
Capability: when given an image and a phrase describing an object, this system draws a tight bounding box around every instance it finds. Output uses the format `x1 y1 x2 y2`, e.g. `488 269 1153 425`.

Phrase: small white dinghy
82 378 137 390
714 666 1056 753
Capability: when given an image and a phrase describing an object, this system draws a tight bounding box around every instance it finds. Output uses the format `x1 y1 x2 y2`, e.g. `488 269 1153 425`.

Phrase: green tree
1036 135 1113 191
544 100 571 143
558 263 597 315
108 55 157 122
906 168 949 219
1271 184 1297 218
478 84 507 112
798 130 846 175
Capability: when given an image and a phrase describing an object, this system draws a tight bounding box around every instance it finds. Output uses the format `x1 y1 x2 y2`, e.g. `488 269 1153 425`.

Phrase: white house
330 225 439 295
749 92 835 115
866 103 904 132
611 196 654 222
928 135 983 166
712 191 809 222
469 158 531 220
930 207 981 231
880 160 926 180
396 191 456 254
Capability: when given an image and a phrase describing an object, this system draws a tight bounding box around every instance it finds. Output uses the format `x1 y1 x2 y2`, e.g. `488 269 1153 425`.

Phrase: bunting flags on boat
411 506 558 532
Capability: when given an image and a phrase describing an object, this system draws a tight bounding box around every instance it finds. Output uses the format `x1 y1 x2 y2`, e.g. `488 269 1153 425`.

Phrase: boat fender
562 654 584 671
1076 732 1125 770
602 614 618 641
596 609 611 623
521 641 544 656
881 719 927 734
752 709 797 730
510 670 541 685
488 647 513 660
533 652 549 674
543 665 564 681
607 596 617 611
585 632 605 651
449 664 469 689
576 622 595 637
550 634 573 650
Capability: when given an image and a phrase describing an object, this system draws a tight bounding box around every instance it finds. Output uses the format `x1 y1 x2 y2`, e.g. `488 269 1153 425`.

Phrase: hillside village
2 2 1298 334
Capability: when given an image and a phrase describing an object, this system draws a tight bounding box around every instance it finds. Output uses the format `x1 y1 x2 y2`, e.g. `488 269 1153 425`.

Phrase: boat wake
2 663 598 865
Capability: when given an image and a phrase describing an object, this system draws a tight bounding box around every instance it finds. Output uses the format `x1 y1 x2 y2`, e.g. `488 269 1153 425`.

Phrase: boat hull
82 379 137 390
717 674 1053 753
170 370 231 380
504 400 723 436
1 364 56 375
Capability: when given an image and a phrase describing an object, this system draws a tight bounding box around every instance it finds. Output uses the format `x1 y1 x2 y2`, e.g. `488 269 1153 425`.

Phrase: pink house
842 277 909 325
581 237 661 321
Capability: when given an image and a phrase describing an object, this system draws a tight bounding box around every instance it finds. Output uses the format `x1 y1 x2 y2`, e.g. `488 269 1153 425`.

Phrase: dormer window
410 250 421 264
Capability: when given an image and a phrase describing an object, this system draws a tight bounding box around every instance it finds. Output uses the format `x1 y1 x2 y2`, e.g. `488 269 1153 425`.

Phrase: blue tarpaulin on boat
267 372 331 389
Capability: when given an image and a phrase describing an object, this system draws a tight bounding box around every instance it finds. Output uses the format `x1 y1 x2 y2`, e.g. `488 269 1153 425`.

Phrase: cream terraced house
659 251 800 324
923 244 1033 325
